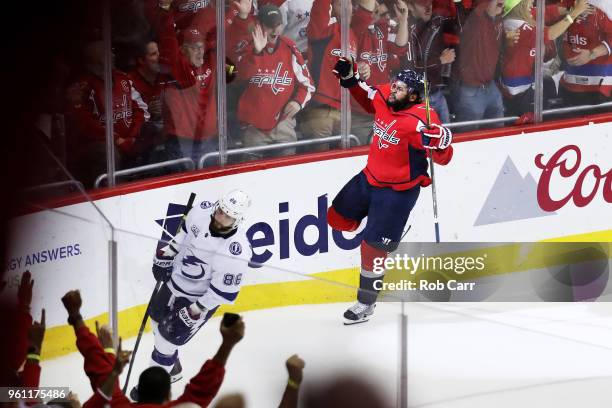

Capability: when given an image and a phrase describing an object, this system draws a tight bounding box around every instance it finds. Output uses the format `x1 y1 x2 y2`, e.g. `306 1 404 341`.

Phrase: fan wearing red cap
153 2 218 163
233 4 315 159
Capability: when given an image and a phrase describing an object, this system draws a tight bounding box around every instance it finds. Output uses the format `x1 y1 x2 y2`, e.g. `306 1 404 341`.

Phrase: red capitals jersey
349 83 453 191
237 37 315 130
157 9 217 140
352 7 405 87
306 0 357 109
501 8 560 96
143 0 256 63
66 70 149 154
560 1 612 96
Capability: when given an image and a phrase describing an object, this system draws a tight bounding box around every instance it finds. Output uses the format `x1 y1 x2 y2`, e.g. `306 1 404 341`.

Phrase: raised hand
252 24 268 54
28 309 46 355
18 270 34 312
95 321 115 350
233 0 252 19
286 354 305 385
394 0 410 21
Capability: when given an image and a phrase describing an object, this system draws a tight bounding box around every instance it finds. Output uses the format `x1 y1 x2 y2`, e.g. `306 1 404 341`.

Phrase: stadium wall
6 115 612 359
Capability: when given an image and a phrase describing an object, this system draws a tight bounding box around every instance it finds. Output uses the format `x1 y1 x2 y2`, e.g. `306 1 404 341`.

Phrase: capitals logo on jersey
250 63 293 95
373 118 399 149
178 0 210 13
361 27 387 72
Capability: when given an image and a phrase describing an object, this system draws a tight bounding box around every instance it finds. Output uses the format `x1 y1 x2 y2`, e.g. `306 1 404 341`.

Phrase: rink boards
6 119 612 359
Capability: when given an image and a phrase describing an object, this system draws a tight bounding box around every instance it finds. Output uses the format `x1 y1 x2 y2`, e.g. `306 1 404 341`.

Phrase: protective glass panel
543 0 612 121
8 179 113 366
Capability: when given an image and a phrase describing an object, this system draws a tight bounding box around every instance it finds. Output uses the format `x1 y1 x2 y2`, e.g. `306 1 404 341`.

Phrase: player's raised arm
333 57 377 114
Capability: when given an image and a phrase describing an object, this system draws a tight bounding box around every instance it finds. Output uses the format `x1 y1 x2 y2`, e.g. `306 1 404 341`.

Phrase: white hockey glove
420 123 452 150
178 303 205 327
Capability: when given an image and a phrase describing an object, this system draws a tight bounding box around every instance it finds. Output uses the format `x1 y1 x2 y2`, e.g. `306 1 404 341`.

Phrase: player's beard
386 95 413 112
209 216 234 235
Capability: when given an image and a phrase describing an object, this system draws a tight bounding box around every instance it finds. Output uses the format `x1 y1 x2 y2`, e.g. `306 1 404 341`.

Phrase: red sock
360 241 387 271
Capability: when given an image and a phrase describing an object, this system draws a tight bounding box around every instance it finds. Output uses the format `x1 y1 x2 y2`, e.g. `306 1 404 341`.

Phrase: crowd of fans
33 0 610 188
1 271 316 408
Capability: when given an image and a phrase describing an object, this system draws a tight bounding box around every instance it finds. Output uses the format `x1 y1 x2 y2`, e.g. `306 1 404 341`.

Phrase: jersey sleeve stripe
209 284 239 301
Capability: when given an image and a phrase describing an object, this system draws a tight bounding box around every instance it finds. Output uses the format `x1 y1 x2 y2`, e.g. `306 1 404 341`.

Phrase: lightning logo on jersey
155 200 253 310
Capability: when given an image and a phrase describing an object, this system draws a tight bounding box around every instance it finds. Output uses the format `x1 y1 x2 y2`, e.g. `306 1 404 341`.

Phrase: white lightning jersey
168 200 252 311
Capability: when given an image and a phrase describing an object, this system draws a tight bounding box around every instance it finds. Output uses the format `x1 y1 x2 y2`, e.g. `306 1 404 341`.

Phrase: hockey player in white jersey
138 190 252 390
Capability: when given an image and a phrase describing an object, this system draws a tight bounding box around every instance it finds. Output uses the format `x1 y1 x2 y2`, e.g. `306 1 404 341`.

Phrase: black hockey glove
152 253 174 282
332 57 360 88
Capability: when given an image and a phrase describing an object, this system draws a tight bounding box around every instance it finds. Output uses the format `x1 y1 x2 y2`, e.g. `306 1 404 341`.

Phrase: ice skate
343 302 376 325
170 358 183 383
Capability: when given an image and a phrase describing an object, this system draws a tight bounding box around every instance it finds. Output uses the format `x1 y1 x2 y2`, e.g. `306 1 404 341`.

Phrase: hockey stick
122 192 196 393
423 72 441 243
419 19 443 244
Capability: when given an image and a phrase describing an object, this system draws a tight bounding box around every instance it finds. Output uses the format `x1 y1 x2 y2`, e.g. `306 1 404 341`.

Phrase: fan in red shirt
60 289 236 408
65 38 150 187
349 0 410 144
328 60 453 325
501 0 591 116
128 40 174 166
298 0 358 150
236 4 315 159
559 0 612 106
156 4 218 164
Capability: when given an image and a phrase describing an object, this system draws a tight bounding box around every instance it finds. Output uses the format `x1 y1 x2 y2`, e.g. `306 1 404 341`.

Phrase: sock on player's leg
151 319 183 382
357 241 387 304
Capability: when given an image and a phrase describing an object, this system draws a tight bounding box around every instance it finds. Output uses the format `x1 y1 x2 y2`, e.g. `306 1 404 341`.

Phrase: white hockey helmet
214 189 251 230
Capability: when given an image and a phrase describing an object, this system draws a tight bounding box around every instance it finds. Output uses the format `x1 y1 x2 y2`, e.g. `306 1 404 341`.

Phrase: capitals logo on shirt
250 63 293 95
179 0 210 13
361 27 387 72
373 118 399 149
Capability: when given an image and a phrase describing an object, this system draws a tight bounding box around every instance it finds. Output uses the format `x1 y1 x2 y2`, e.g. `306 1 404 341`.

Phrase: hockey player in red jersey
328 59 453 324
